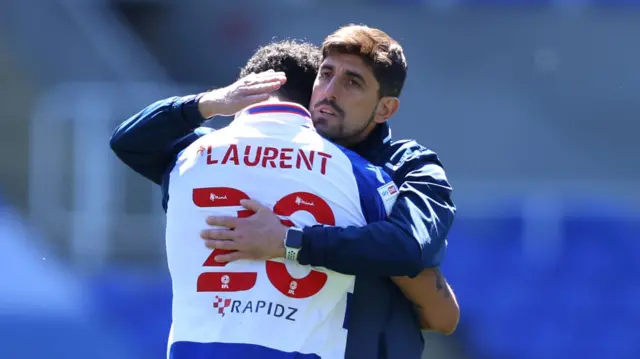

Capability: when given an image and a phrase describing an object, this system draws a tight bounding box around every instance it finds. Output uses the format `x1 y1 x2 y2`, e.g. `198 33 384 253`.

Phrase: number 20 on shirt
193 187 335 299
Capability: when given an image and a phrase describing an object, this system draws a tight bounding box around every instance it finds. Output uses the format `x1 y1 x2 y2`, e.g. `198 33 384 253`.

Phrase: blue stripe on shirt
335 145 391 224
170 341 320 359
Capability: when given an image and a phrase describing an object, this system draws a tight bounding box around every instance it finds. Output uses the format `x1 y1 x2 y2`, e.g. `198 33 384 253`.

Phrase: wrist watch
284 227 304 262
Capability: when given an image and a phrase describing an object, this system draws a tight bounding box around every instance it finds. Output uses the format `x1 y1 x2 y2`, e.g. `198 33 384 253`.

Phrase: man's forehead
321 54 375 80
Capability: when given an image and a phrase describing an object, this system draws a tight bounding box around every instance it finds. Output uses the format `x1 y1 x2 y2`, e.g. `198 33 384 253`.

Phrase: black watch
284 227 304 261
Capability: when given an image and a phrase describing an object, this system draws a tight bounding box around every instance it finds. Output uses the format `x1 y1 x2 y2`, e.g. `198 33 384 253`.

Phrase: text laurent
205 144 332 175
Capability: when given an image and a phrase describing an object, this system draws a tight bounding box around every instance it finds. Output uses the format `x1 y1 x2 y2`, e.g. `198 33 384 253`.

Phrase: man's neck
340 120 380 149
265 95 287 103
347 123 391 162
234 96 291 121
233 99 313 129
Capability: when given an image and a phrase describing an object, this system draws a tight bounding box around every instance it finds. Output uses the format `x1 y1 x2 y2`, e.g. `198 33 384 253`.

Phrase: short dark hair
322 25 407 98
240 40 321 107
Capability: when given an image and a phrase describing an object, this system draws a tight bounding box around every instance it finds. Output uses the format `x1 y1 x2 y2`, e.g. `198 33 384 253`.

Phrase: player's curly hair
239 40 321 108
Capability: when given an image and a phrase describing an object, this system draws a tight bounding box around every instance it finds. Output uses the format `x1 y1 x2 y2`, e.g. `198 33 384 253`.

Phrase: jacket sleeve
297 142 455 277
109 95 206 184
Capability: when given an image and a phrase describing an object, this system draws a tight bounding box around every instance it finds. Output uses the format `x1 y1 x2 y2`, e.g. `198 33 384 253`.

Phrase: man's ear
374 97 400 124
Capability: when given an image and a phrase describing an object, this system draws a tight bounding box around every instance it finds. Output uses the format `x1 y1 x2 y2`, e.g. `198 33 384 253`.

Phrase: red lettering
267 191 334 298
273 192 336 225
317 152 332 175
296 149 314 171
243 145 262 167
195 186 256 292
193 187 336 299
279 148 294 169
206 146 218 164
192 187 250 207
205 145 331 174
265 263 328 299
197 271 257 292
221 144 240 165
262 147 278 168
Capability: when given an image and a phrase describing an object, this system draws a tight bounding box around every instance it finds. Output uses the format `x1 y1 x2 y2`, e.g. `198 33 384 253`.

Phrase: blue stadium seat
447 199 639 359
0 315 138 359
89 268 173 359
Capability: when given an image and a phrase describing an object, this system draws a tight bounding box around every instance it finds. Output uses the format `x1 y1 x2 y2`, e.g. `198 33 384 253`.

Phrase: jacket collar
349 123 393 163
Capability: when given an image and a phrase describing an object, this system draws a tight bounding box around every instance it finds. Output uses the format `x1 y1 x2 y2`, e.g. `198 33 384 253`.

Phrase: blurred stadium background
1 1 639 358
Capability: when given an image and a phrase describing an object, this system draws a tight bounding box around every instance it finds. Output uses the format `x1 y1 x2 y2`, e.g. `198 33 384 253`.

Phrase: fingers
240 199 269 213
247 69 275 76
201 228 236 240
214 250 250 263
243 72 286 87
203 239 239 251
237 70 286 103
244 81 284 96
249 70 284 80
206 215 238 228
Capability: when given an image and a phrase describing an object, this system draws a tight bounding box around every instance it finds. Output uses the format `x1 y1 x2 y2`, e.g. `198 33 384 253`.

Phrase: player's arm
392 267 459 334
298 143 455 277
110 95 207 184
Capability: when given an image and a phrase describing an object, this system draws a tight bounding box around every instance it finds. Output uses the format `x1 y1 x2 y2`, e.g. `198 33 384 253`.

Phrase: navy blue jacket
110 95 456 359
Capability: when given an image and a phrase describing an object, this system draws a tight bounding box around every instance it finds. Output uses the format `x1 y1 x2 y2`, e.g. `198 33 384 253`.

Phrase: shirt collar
233 102 315 130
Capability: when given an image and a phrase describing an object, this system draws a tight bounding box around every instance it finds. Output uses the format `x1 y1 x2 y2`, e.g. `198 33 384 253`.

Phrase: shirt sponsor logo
213 296 298 322
209 193 228 201
377 182 399 214
295 196 315 207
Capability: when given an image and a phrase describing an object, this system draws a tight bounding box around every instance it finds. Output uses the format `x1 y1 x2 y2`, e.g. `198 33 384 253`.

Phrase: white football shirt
164 101 398 359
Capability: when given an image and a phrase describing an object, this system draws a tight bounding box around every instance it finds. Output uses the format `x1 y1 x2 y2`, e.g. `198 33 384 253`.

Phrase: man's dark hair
322 24 407 98
240 40 321 108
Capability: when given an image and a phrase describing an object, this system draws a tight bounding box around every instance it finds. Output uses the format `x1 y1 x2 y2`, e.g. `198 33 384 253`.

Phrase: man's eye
349 80 362 88
320 72 331 78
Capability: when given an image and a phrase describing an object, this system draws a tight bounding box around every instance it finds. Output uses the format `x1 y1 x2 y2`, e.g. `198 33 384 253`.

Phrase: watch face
286 229 303 249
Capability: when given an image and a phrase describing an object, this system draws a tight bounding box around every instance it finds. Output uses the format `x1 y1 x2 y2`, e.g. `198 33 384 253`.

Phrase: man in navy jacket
111 27 457 359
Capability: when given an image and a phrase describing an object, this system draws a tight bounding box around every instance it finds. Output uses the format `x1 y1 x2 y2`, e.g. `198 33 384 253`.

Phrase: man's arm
297 143 455 277
110 71 287 184
392 267 459 334
200 139 459 330
110 95 206 184
203 142 454 277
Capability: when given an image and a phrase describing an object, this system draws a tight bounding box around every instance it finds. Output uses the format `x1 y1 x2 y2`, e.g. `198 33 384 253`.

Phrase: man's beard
317 108 377 147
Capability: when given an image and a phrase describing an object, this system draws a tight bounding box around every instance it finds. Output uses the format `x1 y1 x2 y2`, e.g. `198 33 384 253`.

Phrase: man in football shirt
114 40 399 359
112 26 459 359
202 26 459 356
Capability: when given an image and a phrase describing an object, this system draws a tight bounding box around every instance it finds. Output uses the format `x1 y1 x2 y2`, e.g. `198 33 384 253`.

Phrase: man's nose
324 77 339 101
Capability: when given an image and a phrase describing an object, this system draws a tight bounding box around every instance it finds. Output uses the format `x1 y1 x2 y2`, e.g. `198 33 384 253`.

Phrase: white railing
23 0 178 270
28 82 198 270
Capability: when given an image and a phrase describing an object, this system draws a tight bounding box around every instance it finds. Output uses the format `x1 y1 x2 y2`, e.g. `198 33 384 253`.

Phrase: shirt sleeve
297 142 455 277
109 95 207 185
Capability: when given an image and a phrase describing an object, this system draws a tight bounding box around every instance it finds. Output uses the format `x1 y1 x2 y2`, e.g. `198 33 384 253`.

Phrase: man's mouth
318 107 337 117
